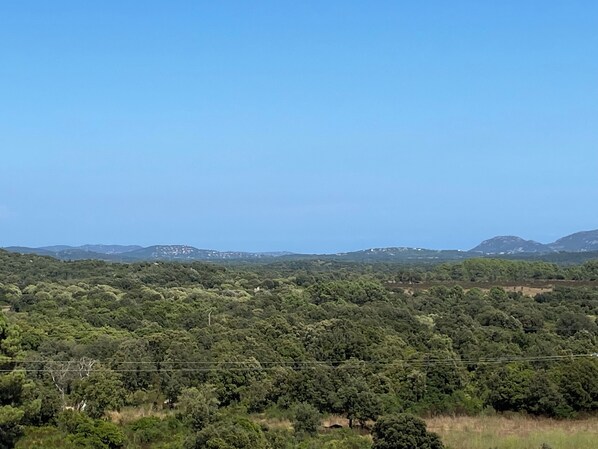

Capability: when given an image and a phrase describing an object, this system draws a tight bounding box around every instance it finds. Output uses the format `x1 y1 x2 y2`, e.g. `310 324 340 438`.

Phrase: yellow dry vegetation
426 415 598 449
107 405 171 425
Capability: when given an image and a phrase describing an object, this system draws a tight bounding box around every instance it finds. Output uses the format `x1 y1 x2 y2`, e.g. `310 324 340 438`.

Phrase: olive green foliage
71 367 126 419
13 427 78 449
176 385 220 431
1 312 37 449
58 410 124 449
188 416 268 449
293 402 321 434
372 414 444 449
1 250 598 447
127 416 183 446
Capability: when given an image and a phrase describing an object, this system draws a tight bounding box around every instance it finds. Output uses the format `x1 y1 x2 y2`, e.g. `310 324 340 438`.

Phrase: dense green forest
1 249 597 448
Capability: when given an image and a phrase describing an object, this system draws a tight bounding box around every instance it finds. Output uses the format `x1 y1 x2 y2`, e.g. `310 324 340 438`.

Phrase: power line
2 353 596 372
4 353 595 364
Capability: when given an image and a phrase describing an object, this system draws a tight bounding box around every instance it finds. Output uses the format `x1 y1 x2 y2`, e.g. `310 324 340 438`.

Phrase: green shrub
57 411 124 449
372 414 444 449
293 402 321 435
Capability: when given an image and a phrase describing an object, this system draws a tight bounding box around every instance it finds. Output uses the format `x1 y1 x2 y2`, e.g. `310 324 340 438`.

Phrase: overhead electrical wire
2 353 596 372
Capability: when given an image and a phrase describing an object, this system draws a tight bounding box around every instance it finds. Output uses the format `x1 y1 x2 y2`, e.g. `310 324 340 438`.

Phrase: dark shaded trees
0 312 32 449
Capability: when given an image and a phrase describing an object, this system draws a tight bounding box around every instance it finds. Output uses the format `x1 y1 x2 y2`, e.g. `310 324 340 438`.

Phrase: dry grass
426 415 598 449
253 415 293 430
108 407 598 449
107 405 171 425
502 286 553 296
322 414 350 428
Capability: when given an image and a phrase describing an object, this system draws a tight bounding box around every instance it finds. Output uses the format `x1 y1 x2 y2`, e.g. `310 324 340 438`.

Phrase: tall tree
0 312 30 449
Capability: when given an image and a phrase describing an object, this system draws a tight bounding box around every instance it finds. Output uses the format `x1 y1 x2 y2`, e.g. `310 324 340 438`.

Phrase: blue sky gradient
1 1 597 252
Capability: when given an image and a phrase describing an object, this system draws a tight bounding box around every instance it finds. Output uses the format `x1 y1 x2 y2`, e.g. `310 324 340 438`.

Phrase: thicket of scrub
1 249 597 448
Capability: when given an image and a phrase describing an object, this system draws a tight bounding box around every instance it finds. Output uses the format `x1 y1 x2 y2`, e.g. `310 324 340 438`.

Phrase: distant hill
3 244 294 262
38 245 75 252
469 229 598 255
549 230 598 252
503 250 598 264
3 228 598 263
79 244 143 254
38 244 143 254
326 247 471 262
119 245 291 261
470 236 552 255
3 246 57 257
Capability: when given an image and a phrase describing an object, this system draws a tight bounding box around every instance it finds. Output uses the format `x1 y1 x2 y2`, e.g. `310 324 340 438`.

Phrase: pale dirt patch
402 285 554 296
501 286 553 296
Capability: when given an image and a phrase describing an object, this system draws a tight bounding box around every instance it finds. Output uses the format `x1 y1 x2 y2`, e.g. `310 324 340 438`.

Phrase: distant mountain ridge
470 236 551 255
119 245 294 261
38 244 143 254
2 244 295 262
3 229 598 262
549 230 598 252
331 247 471 262
470 229 598 255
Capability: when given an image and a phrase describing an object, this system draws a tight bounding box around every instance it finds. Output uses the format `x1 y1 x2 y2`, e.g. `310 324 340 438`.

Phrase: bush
176 385 220 431
57 410 124 449
293 402 321 435
129 416 164 444
70 420 125 449
188 416 268 449
372 414 444 449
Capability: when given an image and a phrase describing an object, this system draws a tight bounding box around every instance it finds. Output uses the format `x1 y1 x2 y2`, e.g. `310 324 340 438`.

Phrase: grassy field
426 415 598 449
16 413 598 448
260 412 598 449
257 412 598 449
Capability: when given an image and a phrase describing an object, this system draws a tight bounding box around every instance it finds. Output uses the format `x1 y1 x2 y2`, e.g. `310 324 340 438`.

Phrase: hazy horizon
2 2 597 253
3 226 597 255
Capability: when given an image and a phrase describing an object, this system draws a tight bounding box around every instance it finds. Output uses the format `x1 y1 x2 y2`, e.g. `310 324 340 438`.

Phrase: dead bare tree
46 357 96 409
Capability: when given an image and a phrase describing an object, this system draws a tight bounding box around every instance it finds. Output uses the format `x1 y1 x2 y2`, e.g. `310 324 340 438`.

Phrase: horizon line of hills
3 228 598 264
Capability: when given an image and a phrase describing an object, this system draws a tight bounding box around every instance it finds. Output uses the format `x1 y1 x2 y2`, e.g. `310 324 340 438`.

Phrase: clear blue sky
1 1 597 253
